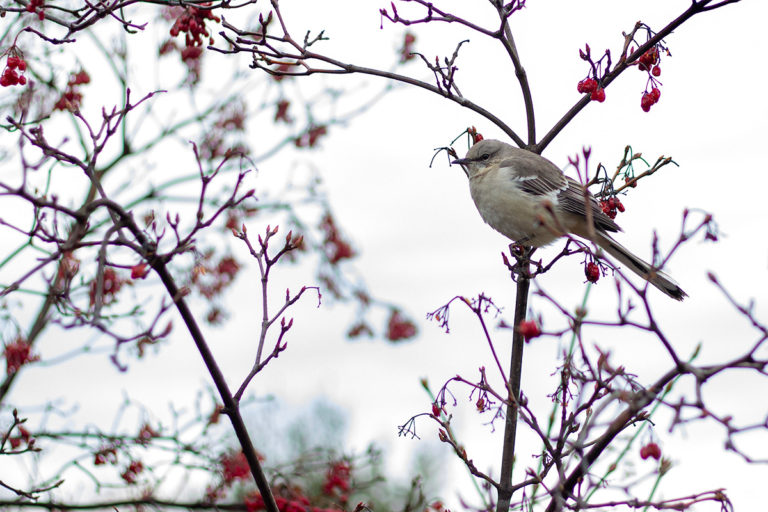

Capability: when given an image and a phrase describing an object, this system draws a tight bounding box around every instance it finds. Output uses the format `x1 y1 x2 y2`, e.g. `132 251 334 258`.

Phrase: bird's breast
469 171 563 247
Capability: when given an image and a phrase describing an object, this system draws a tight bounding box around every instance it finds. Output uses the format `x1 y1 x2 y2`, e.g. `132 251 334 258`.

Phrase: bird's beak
451 157 471 177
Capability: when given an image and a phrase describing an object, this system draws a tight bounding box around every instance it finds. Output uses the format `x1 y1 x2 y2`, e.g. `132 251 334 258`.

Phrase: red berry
591 87 606 102
577 78 598 94
652 65 661 77
650 87 661 102
18 60 27 71
637 47 658 71
130 263 149 279
70 70 90 85
0 75 9 87
517 320 541 340
585 262 600 283
18 75 26 85
7 56 20 69
641 93 654 112
2 69 19 85
640 442 662 460
615 198 625 212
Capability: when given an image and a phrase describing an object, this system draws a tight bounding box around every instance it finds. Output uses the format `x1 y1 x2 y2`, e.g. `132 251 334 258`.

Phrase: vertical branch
496 248 531 512
497 16 536 146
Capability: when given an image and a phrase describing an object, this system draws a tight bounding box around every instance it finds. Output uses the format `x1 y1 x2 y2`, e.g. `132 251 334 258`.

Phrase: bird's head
452 139 507 178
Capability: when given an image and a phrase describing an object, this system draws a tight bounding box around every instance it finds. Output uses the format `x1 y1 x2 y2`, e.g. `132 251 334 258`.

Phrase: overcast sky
5 1 768 510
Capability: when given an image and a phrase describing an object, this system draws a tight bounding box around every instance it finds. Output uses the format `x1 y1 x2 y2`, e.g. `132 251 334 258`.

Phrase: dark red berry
577 78 598 94
2 68 19 86
638 47 659 72
640 442 662 460
585 262 600 283
591 87 606 102
652 65 661 77
517 320 541 340
641 93 654 112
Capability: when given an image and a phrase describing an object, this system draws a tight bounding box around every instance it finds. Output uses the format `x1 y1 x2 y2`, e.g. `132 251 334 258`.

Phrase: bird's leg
503 243 536 281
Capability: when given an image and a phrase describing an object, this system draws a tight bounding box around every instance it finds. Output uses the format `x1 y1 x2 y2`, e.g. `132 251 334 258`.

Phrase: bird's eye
481 153 490 161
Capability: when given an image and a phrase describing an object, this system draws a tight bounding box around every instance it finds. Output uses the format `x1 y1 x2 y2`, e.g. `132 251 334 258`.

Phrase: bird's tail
595 233 687 301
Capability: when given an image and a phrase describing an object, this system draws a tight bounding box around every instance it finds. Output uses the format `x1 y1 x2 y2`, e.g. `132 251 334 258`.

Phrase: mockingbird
453 139 686 300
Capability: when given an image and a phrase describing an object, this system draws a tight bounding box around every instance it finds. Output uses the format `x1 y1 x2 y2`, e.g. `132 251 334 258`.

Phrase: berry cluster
54 70 91 111
386 310 417 341
221 451 250 483
635 46 665 112
169 4 220 48
120 460 144 484
274 100 292 123
93 444 118 465
577 77 605 102
244 492 342 512
577 44 608 103
4 337 40 375
322 461 351 498
165 3 220 80
189 253 242 299
294 125 328 149
640 86 661 112
26 0 45 20
1 55 28 87
599 196 625 219
8 424 33 450
637 47 661 75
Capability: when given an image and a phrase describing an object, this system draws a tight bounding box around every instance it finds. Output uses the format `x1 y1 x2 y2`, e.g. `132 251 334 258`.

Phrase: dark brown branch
496 248 531 512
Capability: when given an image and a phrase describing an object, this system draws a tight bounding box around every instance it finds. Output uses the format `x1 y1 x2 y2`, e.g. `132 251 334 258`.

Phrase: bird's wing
558 177 621 233
498 155 568 197
498 155 621 234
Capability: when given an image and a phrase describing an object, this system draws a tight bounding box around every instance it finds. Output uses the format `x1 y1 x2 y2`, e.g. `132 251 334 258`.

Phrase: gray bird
453 139 686 300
